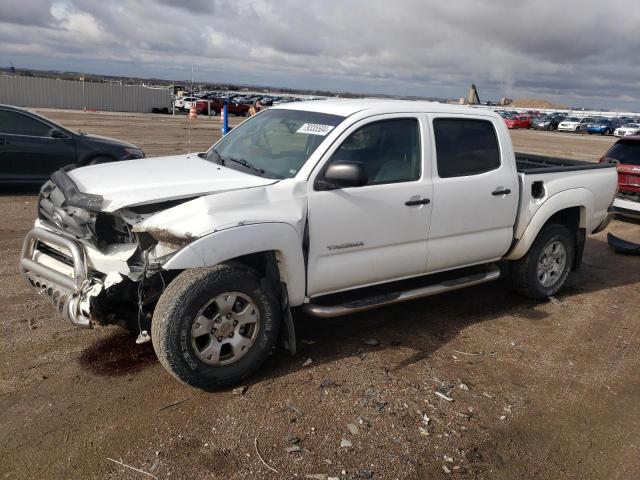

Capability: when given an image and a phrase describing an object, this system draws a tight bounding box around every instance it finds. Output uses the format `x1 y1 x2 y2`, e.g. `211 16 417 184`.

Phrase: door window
0 109 51 137
433 118 500 178
326 118 421 185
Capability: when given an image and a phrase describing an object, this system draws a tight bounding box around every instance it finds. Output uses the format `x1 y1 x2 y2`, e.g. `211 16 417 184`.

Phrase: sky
1 0 640 110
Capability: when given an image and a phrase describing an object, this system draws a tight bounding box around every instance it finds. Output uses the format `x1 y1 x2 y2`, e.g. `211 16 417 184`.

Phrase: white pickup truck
21 100 617 389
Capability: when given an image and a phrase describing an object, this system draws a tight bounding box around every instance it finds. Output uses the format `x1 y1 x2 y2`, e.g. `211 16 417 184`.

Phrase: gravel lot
1 110 638 480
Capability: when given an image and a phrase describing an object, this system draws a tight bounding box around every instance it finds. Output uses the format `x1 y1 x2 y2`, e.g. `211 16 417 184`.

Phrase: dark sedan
0 104 144 184
531 115 565 131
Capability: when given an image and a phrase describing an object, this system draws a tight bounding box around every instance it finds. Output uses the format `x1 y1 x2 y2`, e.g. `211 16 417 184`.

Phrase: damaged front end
20 170 194 330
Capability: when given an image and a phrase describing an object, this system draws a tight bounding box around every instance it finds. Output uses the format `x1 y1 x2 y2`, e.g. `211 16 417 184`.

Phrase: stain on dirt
78 330 157 376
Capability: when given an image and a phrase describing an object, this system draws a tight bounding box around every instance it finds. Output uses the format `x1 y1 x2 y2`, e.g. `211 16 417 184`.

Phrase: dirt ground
1 110 638 480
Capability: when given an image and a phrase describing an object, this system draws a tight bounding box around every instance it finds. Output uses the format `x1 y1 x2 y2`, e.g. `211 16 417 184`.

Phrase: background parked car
504 114 532 129
532 115 565 131
174 96 197 111
0 104 144 184
614 123 640 137
558 116 595 132
600 136 640 217
587 118 621 135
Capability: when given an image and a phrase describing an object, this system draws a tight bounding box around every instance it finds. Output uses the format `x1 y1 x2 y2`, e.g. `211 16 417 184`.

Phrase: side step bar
302 264 501 318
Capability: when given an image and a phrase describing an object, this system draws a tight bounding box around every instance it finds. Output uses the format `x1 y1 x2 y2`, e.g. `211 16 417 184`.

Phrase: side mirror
49 129 66 139
320 162 368 189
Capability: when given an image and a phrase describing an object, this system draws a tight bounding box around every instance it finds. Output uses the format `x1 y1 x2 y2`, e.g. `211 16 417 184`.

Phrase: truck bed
515 153 614 174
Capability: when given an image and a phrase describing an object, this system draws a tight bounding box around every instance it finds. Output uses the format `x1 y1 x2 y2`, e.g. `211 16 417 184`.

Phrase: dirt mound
512 98 569 109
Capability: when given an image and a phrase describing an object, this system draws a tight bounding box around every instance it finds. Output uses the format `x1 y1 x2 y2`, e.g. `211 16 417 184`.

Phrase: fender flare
162 222 306 306
505 188 593 261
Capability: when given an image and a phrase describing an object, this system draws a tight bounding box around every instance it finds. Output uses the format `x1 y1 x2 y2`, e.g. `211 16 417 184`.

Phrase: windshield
205 108 345 179
606 142 640 166
564 117 579 122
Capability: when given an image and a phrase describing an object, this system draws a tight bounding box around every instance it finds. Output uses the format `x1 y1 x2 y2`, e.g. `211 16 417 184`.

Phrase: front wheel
510 224 575 300
151 264 281 390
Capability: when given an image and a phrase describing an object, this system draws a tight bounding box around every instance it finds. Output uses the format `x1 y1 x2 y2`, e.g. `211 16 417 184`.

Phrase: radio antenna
188 63 194 154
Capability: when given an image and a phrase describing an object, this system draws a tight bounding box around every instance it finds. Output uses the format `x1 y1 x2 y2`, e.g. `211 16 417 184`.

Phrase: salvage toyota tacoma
20 100 618 390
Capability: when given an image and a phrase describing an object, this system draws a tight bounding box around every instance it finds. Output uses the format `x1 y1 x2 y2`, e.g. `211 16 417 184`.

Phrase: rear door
306 115 433 297
0 109 76 183
426 115 518 272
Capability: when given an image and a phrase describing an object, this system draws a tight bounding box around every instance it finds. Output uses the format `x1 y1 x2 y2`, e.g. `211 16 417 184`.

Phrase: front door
427 116 518 272
0 109 76 183
306 116 433 297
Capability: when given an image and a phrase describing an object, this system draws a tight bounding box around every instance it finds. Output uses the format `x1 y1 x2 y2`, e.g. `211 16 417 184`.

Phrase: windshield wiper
225 156 265 175
207 148 225 166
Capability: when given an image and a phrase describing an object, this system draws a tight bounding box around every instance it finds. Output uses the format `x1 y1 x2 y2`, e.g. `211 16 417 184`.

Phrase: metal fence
0 75 171 113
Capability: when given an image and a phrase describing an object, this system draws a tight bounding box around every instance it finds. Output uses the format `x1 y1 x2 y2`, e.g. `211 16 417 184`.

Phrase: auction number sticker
297 123 335 136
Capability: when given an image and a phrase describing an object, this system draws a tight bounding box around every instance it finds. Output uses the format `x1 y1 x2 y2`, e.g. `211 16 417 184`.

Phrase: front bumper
20 227 103 328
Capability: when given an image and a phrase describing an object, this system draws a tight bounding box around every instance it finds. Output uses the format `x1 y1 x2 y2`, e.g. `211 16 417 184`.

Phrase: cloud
1 0 640 109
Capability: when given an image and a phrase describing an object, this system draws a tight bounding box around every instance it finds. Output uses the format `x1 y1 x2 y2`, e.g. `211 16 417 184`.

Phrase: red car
600 135 640 218
504 114 532 129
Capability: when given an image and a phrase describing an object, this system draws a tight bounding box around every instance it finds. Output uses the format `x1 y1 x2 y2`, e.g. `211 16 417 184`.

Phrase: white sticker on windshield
296 123 335 136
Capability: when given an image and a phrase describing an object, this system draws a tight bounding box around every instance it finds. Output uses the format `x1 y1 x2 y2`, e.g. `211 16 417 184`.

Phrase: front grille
36 241 74 268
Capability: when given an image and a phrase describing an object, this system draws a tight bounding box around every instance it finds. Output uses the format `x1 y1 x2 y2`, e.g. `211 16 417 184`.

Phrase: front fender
506 188 593 261
162 222 306 306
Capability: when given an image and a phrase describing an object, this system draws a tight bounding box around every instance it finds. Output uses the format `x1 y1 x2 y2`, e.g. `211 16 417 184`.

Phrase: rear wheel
151 264 281 390
511 224 575 300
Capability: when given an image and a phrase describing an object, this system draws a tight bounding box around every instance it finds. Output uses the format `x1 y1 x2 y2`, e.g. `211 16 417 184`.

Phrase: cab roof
272 98 497 119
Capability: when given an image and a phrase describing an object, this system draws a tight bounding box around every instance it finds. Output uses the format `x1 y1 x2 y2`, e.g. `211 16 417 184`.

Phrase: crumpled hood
68 153 276 212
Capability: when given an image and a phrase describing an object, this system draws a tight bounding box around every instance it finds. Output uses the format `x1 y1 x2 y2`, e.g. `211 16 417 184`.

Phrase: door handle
405 198 431 206
492 188 511 196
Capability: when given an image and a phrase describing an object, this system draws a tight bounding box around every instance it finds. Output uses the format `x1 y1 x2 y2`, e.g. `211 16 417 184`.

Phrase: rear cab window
432 118 501 178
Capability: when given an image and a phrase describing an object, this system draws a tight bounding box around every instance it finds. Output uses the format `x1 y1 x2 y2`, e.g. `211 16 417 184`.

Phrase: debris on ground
319 379 339 389
301 358 313 367
27 318 37 330
286 445 302 453
457 379 470 391
607 233 640 254
363 338 380 346
444 455 454 463
442 464 452 474
285 433 300 445
434 390 454 402
347 423 359 435
353 468 374 478
157 398 190 412
340 438 352 448
305 474 328 480
231 386 247 395
548 296 562 305
254 437 279 474
107 458 158 479
451 349 497 356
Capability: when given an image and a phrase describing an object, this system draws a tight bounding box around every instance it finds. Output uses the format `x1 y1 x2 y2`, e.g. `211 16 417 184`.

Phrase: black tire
510 224 575 300
151 263 281 390
85 155 115 166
